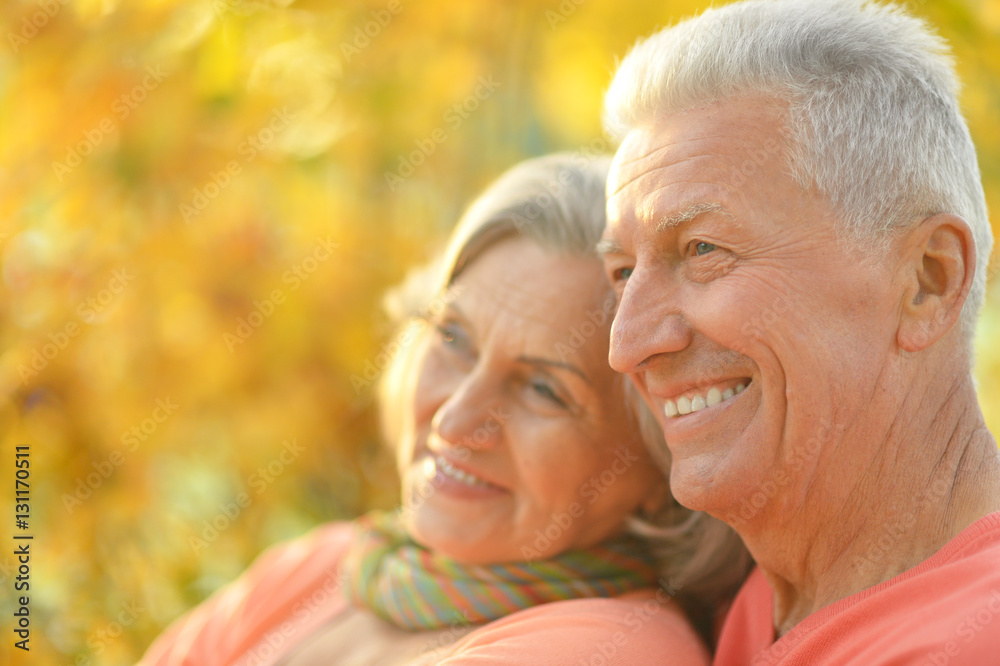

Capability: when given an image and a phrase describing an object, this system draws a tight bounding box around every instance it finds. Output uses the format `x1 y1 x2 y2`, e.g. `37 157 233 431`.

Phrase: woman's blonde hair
378 152 751 632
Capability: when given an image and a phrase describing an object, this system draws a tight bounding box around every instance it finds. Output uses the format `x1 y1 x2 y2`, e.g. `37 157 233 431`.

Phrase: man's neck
744 370 1000 636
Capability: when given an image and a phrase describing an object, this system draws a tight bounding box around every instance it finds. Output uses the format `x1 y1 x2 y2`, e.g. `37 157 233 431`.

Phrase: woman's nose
429 367 504 453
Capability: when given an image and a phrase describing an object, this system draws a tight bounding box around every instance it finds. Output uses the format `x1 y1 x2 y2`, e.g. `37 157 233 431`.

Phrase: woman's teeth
434 456 493 487
664 383 746 418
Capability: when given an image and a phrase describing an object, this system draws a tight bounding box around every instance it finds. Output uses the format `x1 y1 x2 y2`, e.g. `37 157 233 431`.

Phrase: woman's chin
409 531 501 564
403 509 510 564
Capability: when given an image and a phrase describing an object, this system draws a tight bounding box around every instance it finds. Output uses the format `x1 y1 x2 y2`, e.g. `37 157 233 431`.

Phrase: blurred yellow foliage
0 0 997 664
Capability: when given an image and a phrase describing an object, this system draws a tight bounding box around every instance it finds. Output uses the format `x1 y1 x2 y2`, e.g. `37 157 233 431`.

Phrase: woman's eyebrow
430 301 469 323
517 355 591 385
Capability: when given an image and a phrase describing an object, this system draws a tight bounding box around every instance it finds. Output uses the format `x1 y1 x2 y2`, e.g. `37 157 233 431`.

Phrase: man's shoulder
865 512 1000 658
715 513 1000 665
788 511 1000 664
886 510 1000 611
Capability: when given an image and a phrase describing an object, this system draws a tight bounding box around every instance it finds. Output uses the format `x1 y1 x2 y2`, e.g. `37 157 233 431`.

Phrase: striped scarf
344 510 659 630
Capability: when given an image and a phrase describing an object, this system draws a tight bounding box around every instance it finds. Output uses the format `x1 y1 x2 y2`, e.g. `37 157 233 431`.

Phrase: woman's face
397 236 667 564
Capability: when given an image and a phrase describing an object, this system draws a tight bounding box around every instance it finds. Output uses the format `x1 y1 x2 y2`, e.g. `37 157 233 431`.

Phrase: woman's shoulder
138 521 356 666
410 589 710 666
204 520 357 621
247 520 357 582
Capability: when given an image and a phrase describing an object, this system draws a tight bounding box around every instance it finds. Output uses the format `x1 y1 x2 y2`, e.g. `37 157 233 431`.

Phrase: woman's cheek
518 441 593 508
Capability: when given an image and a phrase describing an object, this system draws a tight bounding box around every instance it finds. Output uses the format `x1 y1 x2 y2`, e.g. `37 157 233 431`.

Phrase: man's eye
694 242 717 256
613 267 633 282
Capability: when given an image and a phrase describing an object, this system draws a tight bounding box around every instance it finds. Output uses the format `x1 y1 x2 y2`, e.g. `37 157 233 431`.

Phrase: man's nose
609 268 693 374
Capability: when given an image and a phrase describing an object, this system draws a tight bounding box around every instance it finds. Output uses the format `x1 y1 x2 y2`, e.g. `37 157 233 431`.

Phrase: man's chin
666 453 754 519
666 456 724 511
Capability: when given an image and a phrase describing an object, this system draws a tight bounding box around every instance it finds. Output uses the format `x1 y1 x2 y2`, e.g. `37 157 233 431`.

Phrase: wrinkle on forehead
608 135 717 199
608 153 738 233
610 176 733 236
457 260 607 332
466 271 549 319
609 96 791 199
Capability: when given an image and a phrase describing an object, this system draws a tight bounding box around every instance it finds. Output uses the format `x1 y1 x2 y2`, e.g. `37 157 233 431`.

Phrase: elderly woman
140 154 749 666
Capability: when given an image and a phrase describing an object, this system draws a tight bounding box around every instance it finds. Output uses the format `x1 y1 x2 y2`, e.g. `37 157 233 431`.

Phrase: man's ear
896 213 976 352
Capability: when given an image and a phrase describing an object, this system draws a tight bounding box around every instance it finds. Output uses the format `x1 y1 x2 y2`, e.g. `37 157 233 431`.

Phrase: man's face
600 97 902 520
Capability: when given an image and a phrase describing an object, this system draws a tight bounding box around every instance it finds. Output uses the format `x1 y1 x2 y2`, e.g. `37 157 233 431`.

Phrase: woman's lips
421 455 509 499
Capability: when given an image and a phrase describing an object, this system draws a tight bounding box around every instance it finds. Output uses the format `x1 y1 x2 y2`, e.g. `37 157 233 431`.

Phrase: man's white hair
604 0 992 346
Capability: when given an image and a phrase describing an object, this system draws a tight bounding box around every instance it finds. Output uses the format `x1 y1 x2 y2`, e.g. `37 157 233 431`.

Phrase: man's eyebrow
655 201 730 232
595 238 622 255
596 201 732 255
518 355 590 385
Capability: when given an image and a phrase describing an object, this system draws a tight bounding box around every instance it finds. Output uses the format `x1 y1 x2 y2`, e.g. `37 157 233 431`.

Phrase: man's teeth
434 456 492 487
664 383 746 418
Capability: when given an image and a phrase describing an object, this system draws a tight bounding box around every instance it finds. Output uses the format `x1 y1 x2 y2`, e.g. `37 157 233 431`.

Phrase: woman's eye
693 241 717 256
438 324 456 343
435 322 469 351
530 379 567 408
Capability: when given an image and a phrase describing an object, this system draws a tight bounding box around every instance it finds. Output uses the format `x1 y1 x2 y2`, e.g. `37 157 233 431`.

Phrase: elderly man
598 0 1000 663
